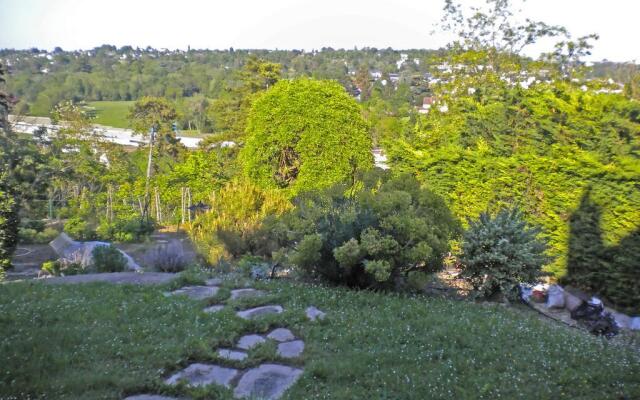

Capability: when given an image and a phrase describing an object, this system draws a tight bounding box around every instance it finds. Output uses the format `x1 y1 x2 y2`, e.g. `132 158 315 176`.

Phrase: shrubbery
459 208 550 301
91 245 127 273
96 216 155 243
143 239 189 272
278 171 462 288
189 179 291 264
18 227 59 244
64 217 94 241
40 259 84 276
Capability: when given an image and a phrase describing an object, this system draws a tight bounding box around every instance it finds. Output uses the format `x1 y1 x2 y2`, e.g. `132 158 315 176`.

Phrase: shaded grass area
0 275 639 400
87 101 135 128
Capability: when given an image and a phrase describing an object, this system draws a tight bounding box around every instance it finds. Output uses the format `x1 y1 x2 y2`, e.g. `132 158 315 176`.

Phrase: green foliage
96 215 155 243
18 227 59 244
280 171 461 288
189 179 291 265
64 217 94 241
40 259 84 276
91 245 127 273
563 191 640 314
241 78 373 196
459 208 550 301
0 182 18 272
389 79 640 278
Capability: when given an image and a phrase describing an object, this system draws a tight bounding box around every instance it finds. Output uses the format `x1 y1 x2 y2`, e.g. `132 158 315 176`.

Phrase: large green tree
240 78 373 196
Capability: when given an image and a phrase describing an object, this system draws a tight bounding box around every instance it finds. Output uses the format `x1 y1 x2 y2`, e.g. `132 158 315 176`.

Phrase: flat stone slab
203 305 225 313
305 306 326 321
237 334 266 350
236 305 284 320
124 396 183 400
206 278 222 286
218 348 248 361
40 272 177 285
233 364 303 400
169 286 219 300
277 340 305 359
165 363 238 388
267 328 295 342
230 288 266 300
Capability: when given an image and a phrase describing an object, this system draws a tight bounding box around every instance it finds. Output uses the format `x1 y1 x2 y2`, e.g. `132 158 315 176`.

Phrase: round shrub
459 208 550 301
91 245 127 273
240 78 373 196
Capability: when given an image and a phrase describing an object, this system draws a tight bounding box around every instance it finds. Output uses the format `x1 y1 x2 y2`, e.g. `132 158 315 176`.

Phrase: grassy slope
0 275 639 400
87 101 135 128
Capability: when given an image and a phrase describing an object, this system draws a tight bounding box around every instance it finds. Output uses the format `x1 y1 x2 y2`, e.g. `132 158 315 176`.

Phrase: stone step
236 305 283 320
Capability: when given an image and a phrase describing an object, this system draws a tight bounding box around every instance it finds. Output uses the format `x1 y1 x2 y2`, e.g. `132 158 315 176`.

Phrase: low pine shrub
280 171 462 288
459 208 550 301
91 245 127 273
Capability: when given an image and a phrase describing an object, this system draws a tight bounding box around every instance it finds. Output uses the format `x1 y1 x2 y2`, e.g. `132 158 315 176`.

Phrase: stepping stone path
237 334 266 350
277 340 305 359
165 363 239 388
167 285 219 300
267 328 295 342
218 349 248 361
139 283 318 400
234 364 304 399
230 288 265 300
203 304 225 313
236 305 284 320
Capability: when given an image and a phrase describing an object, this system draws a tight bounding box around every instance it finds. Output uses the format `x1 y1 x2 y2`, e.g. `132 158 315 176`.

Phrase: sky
0 0 638 62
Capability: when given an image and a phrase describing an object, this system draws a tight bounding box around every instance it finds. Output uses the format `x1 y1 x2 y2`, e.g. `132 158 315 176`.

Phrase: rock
165 363 238 388
267 328 295 342
305 306 326 321
217 348 248 361
610 311 631 329
546 285 565 309
630 317 640 331
237 334 266 350
203 305 225 313
236 305 284 320
230 288 265 300
277 340 304 359
564 291 584 312
206 278 222 286
49 232 140 271
233 364 303 400
124 396 182 400
169 286 219 300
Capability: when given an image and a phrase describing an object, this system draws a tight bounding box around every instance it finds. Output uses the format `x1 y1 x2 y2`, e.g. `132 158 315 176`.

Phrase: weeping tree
240 78 373 196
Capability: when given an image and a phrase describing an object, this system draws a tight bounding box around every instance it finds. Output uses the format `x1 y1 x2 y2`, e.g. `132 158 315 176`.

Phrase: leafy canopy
241 78 373 196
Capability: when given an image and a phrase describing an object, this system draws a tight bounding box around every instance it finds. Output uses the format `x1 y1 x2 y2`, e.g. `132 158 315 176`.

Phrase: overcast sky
0 0 638 62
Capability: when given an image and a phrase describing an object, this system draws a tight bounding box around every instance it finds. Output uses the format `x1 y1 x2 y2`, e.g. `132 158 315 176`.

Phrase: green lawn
87 101 135 128
1 273 639 399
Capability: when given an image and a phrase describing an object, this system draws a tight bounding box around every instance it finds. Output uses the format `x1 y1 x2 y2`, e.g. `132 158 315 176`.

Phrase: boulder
630 317 640 331
546 285 565 309
49 233 140 271
564 291 584 312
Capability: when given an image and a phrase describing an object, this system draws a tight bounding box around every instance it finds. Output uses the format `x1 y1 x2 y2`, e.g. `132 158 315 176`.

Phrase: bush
41 259 84 276
64 217 94 241
91 245 127 273
19 227 59 244
189 179 291 265
459 208 550 301
96 216 154 243
280 171 462 288
142 239 189 273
